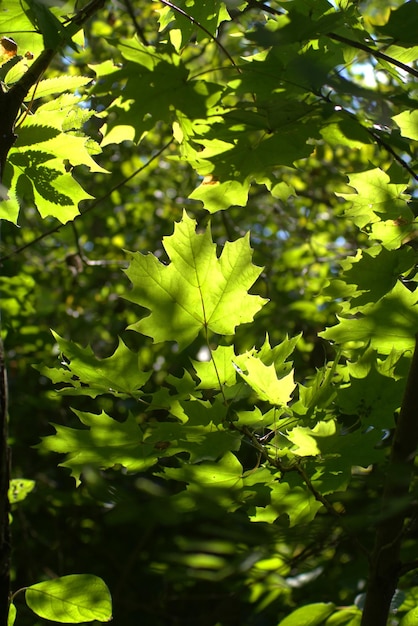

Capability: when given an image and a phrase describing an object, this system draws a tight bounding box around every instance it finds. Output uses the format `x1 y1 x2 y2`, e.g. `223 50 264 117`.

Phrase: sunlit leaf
277 603 335 626
125 211 267 349
25 574 112 623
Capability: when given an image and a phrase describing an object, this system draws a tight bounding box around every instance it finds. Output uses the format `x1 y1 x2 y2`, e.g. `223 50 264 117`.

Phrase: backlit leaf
277 603 335 626
125 211 267 349
25 574 112 623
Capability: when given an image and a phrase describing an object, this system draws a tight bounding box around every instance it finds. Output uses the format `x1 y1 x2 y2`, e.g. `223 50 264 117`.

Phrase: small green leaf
393 110 418 141
278 602 335 626
191 345 237 389
164 451 243 489
7 603 16 626
286 422 336 457
8 479 35 504
25 574 112 623
233 351 295 406
252 479 323 526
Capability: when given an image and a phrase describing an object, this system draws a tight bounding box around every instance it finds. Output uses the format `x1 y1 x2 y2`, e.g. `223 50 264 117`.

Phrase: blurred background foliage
0 0 417 624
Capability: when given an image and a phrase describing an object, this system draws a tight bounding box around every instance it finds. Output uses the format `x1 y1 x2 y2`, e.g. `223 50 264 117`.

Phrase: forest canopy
0 1 418 625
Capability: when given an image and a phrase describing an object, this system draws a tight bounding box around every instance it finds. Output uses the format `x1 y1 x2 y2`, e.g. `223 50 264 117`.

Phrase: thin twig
123 0 149 45
368 129 418 182
327 32 418 81
158 0 240 72
244 1 418 81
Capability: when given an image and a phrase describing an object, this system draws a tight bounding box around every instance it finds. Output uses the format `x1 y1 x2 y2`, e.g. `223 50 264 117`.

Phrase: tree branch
326 32 418 81
0 0 106 183
361 335 418 626
123 0 149 46
243 1 418 81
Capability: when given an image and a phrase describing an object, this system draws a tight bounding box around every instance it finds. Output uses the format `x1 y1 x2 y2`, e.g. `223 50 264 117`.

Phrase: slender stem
123 0 149 45
327 32 418 81
368 129 418 182
158 0 240 72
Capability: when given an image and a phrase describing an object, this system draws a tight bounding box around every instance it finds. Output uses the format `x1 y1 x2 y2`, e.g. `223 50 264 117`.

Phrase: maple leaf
41 332 152 399
233 350 296 406
124 212 268 350
321 281 418 353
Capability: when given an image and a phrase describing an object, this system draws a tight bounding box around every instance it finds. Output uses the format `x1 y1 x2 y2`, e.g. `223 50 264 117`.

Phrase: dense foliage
0 0 418 625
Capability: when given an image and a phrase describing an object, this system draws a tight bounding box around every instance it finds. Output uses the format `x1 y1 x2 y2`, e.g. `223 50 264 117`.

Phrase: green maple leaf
327 245 416 310
39 410 149 484
337 365 401 427
321 281 418 353
338 168 414 249
188 128 315 213
233 350 296 407
40 332 152 399
163 451 243 492
157 0 230 46
124 212 268 350
191 345 237 389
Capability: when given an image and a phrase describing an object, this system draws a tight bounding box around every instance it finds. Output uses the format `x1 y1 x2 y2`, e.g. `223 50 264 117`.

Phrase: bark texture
361 335 418 626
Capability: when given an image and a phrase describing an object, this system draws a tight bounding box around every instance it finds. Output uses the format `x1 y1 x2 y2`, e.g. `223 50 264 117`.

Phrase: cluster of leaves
0 0 418 625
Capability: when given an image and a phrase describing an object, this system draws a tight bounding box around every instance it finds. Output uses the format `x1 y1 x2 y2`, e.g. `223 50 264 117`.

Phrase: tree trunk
0 340 10 625
361 335 418 625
